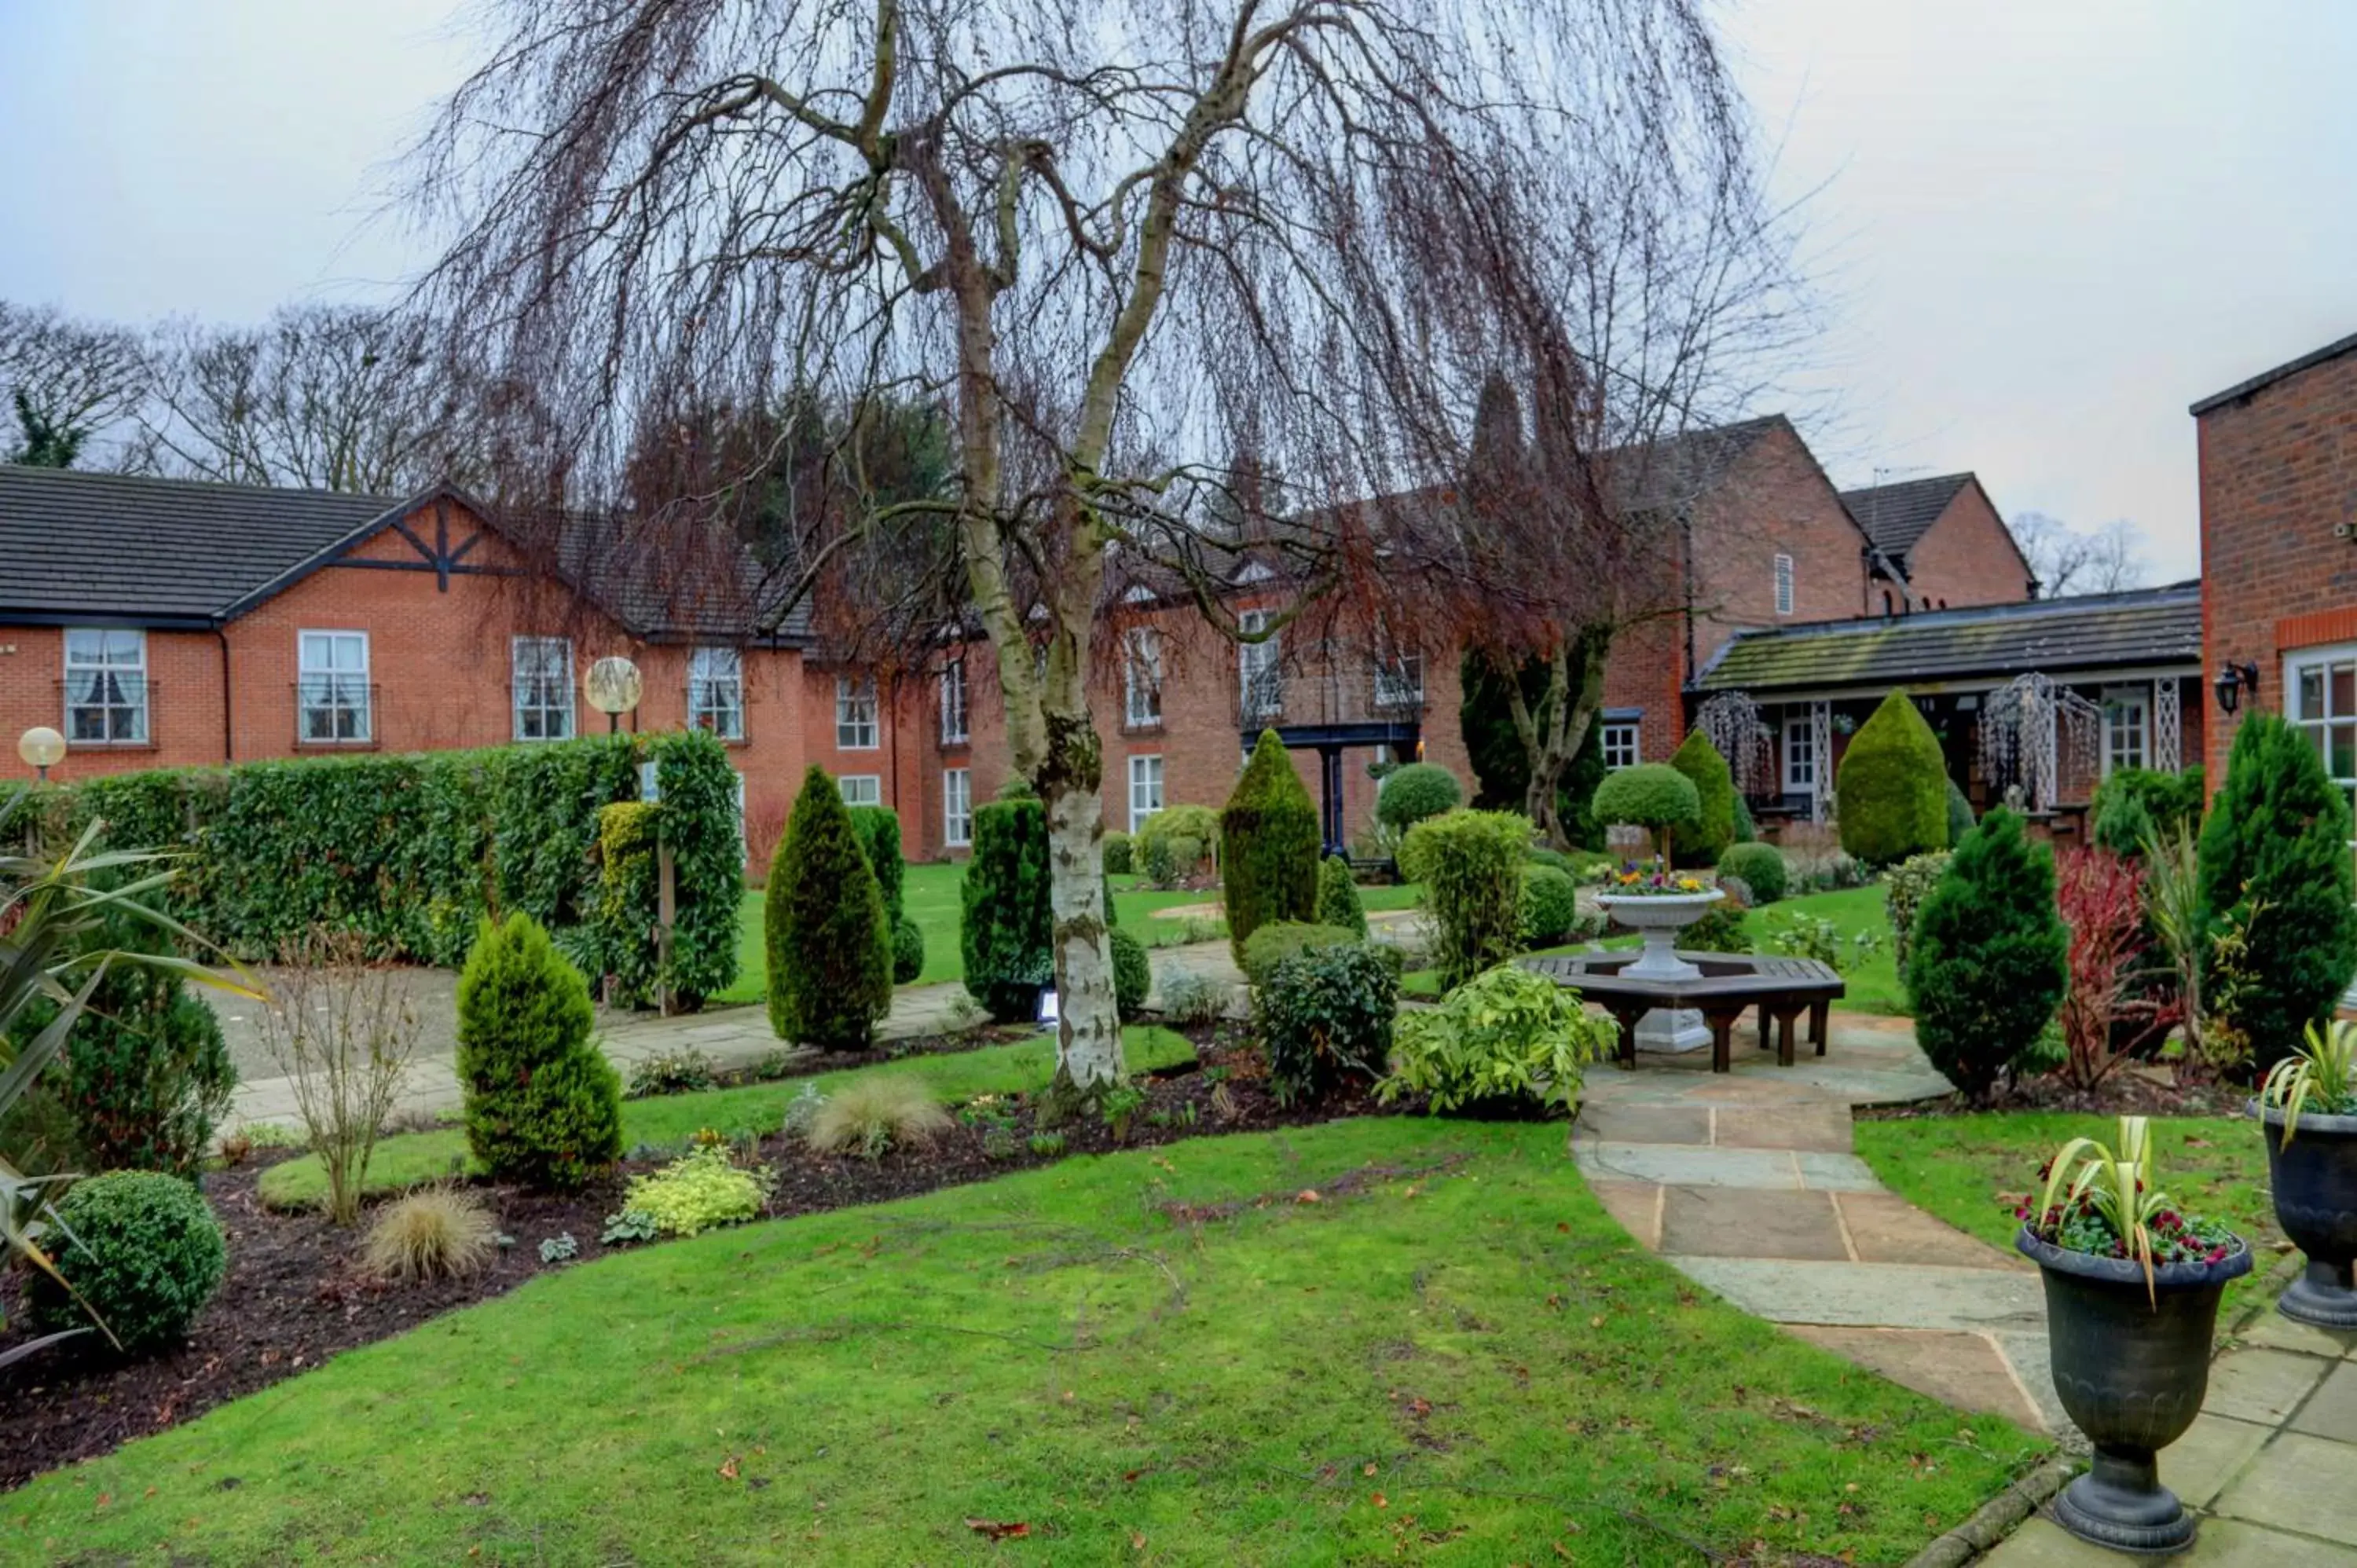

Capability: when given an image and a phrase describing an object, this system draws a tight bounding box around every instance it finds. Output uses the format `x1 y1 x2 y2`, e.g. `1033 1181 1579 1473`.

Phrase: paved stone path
1574 1012 2357 1562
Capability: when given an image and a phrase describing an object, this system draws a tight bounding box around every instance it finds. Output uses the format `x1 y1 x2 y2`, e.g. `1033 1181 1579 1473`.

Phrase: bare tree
406 0 1774 1104
2012 510 2146 598
128 303 473 493
0 302 145 468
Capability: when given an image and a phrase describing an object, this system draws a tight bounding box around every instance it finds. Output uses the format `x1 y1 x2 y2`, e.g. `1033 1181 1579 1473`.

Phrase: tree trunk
1505 634 1610 852
1040 717 1122 1108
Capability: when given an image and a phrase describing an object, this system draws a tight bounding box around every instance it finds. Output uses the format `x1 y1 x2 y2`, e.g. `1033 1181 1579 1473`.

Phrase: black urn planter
2254 1099 2357 1328
2018 1227 2251 1554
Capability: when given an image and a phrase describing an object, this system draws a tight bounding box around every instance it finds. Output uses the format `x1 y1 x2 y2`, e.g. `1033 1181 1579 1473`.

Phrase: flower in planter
2025 1116 2237 1297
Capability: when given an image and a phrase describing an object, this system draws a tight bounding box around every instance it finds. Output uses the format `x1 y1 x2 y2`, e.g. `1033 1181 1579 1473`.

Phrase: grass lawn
26 1117 2040 1564
258 1026 1200 1210
717 864 1425 1006
1853 1110 2285 1326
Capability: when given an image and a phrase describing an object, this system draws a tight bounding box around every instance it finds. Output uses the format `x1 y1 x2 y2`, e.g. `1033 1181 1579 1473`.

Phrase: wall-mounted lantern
2213 661 2260 716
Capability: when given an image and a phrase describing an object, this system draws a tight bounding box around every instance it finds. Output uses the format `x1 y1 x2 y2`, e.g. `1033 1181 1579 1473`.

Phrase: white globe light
584 656 643 716
17 726 66 771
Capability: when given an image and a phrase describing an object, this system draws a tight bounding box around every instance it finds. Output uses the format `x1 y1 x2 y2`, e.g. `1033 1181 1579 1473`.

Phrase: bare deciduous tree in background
2011 510 2147 598
0 303 145 468
405 0 1783 1104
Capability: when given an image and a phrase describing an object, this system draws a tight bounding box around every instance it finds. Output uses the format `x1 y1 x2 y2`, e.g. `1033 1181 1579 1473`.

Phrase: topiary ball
1519 863 1583 945
1374 764 1463 833
1109 926 1152 1020
891 916 926 984
29 1171 227 1356
1717 842 1787 904
1590 764 1700 832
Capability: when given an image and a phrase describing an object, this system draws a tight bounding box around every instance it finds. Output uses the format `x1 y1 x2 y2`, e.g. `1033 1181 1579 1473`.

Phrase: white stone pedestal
1596 890 1725 1055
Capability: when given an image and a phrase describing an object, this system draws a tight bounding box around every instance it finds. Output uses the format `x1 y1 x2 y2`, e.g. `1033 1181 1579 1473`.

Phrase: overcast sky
5 0 2352 582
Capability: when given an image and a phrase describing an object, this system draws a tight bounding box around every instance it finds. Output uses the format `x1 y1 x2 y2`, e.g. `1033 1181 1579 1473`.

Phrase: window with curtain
299 630 372 743
63 628 148 743
512 636 574 740
690 647 745 739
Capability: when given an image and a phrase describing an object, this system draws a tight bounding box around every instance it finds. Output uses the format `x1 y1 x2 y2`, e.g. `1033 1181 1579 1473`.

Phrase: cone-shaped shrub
456 912 624 1189
1317 854 1369 938
1668 731 1738 866
1109 925 1152 1020
1903 808 2067 1102
767 766 894 1048
1222 729 1321 958
961 784 1054 1022
2198 713 2357 1074
1836 691 1950 866
845 805 906 923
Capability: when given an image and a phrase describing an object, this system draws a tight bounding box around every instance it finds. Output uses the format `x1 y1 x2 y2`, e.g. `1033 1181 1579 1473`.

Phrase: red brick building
1840 473 2038 611
2192 330 2357 798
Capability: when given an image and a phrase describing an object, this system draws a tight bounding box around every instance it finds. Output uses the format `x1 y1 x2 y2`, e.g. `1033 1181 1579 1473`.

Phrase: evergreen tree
960 786 1055 1022
1836 691 1951 866
456 912 625 1189
1458 650 1607 849
2198 713 2357 1074
1668 730 1738 866
1904 808 2068 1102
766 766 895 1048
1222 729 1321 958
1317 854 1369 938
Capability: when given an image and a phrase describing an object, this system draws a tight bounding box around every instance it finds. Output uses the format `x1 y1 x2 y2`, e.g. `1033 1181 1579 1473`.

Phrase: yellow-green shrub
610 1146 773 1237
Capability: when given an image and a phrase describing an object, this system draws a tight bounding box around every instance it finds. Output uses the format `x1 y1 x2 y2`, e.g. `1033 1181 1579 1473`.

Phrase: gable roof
1838 473 1973 562
1606 413 1788 515
0 463 809 643
1696 581 2201 694
0 464 400 625
2190 329 2357 416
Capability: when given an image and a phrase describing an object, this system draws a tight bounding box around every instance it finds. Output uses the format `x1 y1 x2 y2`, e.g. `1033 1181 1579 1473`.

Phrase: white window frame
1373 647 1424 710
1781 707 1816 793
1601 720 1640 771
940 658 969 746
1773 552 1795 617
688 646 745 741
62 627 148 745
1239 609 1281 720
1124 627 1163 728
838 774 882 808
835 674 879 749
298 629 372 745
1127 753 1164 833
944 767 972 848
2287 644 2357 798
511 636 574 741
2101 684 2149 777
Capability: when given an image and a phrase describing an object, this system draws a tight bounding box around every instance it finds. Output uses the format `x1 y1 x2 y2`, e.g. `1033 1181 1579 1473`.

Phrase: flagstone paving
1573 1010 2357 1563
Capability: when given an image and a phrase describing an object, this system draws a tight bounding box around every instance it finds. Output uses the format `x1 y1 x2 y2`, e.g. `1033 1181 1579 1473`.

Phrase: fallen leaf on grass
718 1457 739 1481
1296 1189 1321 1203
966 1518 1032 1541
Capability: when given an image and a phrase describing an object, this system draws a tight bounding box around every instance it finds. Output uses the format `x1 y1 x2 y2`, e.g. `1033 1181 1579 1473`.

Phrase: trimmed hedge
1836 692 1950 866
27 1171 227 1355
1239 921 1362 987
1403 808 1531 989
1136 804 1219 886
766 766 894 1049
1519 863 1582 945
42 731 742 1002
1668 731 1738 866
1716 842 1787 905
1374 763 1461 833
1109 926 1152 1020
1102 830 1135 876
845 805 907 923
1590 764 1699 864
1222 729 1321 958
961 791 1054 1022
595 801 662 1007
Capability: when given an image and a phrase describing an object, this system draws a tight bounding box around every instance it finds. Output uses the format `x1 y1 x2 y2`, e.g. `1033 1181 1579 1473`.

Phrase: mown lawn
717 864 1424 1006
1853 1109 2285 1326
24 1118 2041 1565
257 1026 1200 1209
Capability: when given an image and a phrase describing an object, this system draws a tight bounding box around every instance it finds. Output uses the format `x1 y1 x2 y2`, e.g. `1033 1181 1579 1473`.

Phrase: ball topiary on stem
1836 691 1950 866
456 912 626 1189
1589 764 1700 870
1222 729 1321 958
1903 808 2067 1102
2198 713 2357 1075
766 766 895 1049
1667 731 1738 866
1374 763 1461 836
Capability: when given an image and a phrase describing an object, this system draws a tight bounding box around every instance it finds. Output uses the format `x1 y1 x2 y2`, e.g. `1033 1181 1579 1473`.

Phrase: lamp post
17 726 65 782
585 656 643 735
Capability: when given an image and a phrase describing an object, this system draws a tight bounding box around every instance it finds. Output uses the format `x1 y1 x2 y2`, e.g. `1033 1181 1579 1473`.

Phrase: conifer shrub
28 1170 228 1355
890 918 926 984
1374 763 1462 834
1945 777 1976 848
1589 764 1699 866
1109 926 1152 1020
1836 692 1951 866
960 789 1054 1021
1222 729 1321 958
1668 731 1739 865
1317 854 1369 938
845 805 907 923
456 912 625 1189
2090 764 2204 858
1732 792 1758 844
1404 809 1532 989
1904 808 2068 1102
2198 714 2357 1074
1519 863 1583 945
1717 842 1787 905
766 767 894 1048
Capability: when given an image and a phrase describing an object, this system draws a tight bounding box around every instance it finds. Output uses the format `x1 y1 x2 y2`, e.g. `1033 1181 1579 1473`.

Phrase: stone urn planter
2254 1099 2357 1328
1594 888 1724 1053
2017 1227 2252 1553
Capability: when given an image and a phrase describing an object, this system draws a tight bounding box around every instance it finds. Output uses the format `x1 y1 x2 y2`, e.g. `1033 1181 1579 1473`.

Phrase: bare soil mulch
1857 1062 2254 1122
0 1025 1417 1490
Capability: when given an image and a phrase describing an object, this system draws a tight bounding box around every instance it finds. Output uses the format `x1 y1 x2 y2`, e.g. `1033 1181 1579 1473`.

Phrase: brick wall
2196 343 2357 784
1904 481 2035 609
1688 421 1874 669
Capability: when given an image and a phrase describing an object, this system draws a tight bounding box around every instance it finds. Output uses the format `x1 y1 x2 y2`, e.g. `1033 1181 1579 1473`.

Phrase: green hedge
595 801 662 1007
46 731 741 1003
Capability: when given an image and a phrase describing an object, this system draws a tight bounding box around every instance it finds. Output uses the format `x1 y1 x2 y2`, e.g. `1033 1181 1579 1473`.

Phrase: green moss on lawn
24 1119 2040 1564
257 1027 1198 1211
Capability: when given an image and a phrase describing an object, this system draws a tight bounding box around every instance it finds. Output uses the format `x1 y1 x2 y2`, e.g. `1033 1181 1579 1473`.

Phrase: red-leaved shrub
2055 846 2182 1089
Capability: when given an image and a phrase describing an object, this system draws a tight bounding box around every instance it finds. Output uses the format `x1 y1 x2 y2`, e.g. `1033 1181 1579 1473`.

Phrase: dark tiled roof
0 463 397 622
551 514 811 643
1607 414 1786 514
1838 473 1971 562
2190 329 2357 416
1697 582 2201 694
